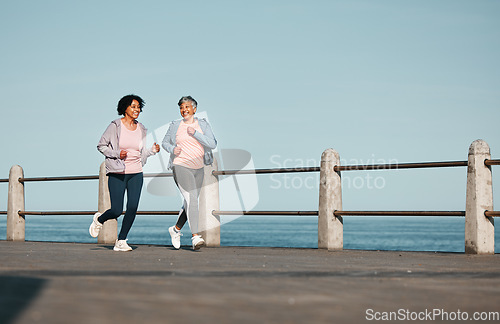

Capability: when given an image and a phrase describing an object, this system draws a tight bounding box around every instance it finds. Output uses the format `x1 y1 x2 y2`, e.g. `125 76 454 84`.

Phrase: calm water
1 215 499 253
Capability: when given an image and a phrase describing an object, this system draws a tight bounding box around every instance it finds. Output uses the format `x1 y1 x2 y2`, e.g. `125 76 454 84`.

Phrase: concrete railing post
199 157 220 247
465 140 494 254
318 149 343 251
7 165 25 241
98 162 117 244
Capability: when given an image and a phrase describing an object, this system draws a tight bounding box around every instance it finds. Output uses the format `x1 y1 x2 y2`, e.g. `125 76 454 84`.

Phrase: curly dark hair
117 94 145 115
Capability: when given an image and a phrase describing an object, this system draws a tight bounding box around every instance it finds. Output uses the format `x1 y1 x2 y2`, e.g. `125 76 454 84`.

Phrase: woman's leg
173 167 205 230
98 173 125 223
172 165 203 234
173 166 203 230
173 166 188 229
193 167 204 199
175 208 188 230
118 173 143 240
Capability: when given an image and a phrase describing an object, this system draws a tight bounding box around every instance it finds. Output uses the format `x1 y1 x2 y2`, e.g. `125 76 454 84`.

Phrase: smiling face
124 99 141 120
179 101 196 120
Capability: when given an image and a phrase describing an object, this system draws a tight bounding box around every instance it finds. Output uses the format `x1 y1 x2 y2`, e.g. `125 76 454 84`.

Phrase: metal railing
17 211 180 216
335 160 468 171
212 159 499 218
1 141 499 253
1 160 499 218
19 175 99 183
213 166 320 176
18 172 172 183
0 172 175 216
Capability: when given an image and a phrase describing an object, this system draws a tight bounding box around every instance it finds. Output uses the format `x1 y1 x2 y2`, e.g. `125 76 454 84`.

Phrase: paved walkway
0 241 499 324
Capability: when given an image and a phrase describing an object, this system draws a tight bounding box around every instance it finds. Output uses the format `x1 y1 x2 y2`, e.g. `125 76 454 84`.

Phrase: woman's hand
187 126 196 136
120 150 128 159
174 146 181 156
152 142 160 153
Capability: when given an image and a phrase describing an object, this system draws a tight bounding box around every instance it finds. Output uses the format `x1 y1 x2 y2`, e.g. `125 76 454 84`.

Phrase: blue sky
1 0 499 215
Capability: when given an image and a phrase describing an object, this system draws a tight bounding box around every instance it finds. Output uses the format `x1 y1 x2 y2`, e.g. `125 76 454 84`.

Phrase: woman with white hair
162 96 217 250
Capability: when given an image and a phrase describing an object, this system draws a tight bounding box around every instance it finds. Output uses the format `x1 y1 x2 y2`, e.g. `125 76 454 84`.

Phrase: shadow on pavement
0 276 46 324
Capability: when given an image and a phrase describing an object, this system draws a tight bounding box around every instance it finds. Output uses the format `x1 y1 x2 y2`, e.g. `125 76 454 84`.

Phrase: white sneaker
113 239 132 252
191 235 205 250
89 212 102 238
169 226 182 249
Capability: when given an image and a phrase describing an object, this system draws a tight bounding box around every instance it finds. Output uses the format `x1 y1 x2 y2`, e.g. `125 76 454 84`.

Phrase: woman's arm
97 123 120 159
193 120 217 149
140 134 159 165
162 122 176 153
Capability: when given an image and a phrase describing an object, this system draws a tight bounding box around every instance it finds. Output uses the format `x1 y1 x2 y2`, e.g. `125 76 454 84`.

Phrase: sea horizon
1 215 499 253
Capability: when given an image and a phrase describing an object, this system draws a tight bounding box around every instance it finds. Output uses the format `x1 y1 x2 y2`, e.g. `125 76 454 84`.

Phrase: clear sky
1 0 499 215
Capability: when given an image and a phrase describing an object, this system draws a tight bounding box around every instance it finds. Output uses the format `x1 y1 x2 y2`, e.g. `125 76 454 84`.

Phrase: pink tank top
119 121 143 174
173 120 204 169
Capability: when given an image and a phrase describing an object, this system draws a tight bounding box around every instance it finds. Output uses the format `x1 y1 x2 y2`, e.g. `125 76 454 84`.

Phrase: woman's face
124 100 141 120
179 101 196 120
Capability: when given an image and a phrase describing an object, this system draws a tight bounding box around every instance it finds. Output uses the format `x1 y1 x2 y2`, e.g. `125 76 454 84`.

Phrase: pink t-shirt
119 121 143 174
173 120 204 169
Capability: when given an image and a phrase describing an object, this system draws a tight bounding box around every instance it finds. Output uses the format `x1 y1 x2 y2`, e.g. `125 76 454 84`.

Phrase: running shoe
191 235 205 250
89 212 102 238
113 239 133 252
169 226 182 249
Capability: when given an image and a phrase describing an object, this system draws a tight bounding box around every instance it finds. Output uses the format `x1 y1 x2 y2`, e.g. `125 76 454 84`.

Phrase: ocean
1 215 499 253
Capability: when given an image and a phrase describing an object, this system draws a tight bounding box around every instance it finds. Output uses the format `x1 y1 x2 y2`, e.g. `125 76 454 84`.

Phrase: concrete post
7 165 25 241
199 157 220 247
97 162 117 244
318 149 343 251
465 140 494 254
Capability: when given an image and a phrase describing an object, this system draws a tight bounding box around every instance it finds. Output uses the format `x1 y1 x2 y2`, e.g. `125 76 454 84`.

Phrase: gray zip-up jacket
162 117 217 169
97 118 157 174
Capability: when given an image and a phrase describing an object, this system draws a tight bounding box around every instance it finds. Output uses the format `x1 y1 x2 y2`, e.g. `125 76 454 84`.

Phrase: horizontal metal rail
17 211 180 216
135 211 179 215
11 210 495 217
212 160 470 176
484 211 500 217
334 210 465 217
0 211 5 214
213 167 320 176
17 172 173 183
213 210 466 217
19 211 96 215
1 158 497 183
213 210 318 216
485 159 500 166
335 161 468 171
19 175 99 183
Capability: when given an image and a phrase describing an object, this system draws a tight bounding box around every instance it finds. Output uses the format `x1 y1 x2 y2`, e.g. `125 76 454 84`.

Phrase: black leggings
98 172 143 240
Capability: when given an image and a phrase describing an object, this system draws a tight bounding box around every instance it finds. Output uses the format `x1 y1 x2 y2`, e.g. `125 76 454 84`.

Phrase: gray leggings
172 165 204 234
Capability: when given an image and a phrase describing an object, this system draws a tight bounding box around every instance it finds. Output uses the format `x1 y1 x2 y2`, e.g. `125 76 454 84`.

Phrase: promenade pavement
0 241 499 324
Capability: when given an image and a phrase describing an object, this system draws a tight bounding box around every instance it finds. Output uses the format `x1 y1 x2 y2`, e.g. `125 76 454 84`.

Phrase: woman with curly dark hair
90 94 160 251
